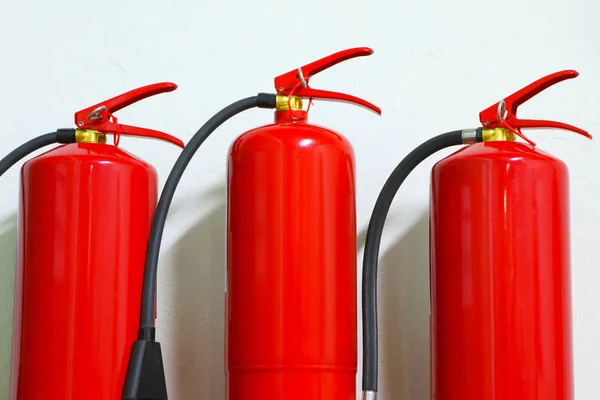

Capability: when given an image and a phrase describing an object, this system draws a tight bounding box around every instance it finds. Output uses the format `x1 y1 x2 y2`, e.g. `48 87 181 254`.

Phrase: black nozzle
122 340 168 400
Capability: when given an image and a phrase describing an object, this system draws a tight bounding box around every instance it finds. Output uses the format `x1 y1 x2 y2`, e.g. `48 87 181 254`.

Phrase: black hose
361 129 482 394
0 129 76 177
137 93 277 339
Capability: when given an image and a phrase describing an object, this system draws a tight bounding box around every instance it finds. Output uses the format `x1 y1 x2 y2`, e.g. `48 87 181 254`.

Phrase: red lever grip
74 82 184 148
479 70 591 145
274 47 381 115
510 119 590 137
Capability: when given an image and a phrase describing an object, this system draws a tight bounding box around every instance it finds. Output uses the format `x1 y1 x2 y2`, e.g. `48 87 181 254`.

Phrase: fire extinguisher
361 70 592 400
120 47 380 400
4 83 183 400
226 48 381 400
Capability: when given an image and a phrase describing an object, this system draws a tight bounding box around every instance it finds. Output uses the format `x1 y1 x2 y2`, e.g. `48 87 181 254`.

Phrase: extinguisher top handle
274 47 382 115
478 70 592 146
74 82 184 148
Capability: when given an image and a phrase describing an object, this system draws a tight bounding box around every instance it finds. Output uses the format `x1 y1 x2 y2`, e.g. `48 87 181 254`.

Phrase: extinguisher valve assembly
124 47 379 400
361 70 591 398
274 46 381 114
478 69 592 145
74 82 185 147
0 82 184 180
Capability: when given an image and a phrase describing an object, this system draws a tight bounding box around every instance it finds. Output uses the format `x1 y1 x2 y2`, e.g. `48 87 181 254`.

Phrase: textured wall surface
0 0 599 398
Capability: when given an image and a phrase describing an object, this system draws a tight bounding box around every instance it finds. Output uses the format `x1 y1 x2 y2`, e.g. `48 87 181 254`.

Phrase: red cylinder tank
430 139 573 399
226 107 357 399
10 142 157 399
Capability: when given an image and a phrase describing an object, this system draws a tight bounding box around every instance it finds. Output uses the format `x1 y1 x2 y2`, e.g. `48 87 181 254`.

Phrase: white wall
0 0 598 398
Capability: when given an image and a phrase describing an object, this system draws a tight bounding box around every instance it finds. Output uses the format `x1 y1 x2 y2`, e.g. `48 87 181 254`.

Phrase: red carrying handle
274 47 382 115
74 82 184 148
479 70 591 146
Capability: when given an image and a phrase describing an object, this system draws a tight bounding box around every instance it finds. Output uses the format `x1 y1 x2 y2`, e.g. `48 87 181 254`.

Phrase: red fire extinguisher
226 48 380 400
6 83 183 400
117 47 380 400
361 70 592 400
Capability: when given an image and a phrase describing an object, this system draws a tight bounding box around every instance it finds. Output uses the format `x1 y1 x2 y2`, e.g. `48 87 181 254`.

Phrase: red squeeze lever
274 47 382 115
74 82 184 147
479 70 592 146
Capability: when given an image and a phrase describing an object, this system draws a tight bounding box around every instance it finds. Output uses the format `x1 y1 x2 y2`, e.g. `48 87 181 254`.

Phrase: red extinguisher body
226 109 357 399
430 140 573 399
10 143 157 399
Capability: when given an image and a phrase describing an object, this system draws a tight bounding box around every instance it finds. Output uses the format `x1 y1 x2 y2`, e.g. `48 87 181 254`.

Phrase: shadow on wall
377 213 430 400
0 214 18 400
170 186 227 399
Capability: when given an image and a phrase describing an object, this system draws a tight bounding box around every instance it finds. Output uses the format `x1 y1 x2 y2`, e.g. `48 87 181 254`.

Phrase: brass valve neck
75 129 107 144
482 127 517 142
275 95 304 111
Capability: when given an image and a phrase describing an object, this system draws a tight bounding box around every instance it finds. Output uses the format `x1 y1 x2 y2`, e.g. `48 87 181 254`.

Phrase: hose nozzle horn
479 70 592 146
274 47 382 115
74 82 184 147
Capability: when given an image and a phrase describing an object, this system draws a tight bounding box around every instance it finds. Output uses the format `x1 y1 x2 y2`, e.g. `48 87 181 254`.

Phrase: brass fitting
482 127 516 142
275 94 304 111
75 129 107 144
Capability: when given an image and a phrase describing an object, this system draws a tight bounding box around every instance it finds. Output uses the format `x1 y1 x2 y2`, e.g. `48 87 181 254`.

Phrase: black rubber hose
361 129 482 393
0 129 76 177
138 93 277 339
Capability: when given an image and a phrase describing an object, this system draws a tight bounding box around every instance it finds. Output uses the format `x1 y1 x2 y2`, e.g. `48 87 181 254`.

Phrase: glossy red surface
10 143 157 400
226 111 357 399
430 141 573 400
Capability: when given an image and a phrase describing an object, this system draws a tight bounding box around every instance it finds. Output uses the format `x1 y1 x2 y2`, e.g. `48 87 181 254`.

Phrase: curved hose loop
361 128 482 395
0 129 76 178
122 93 277 400
138 93 277 336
